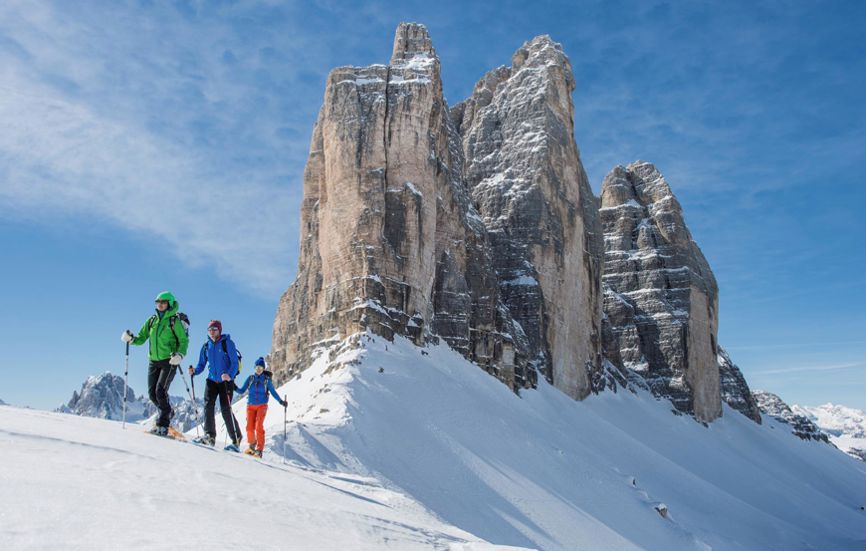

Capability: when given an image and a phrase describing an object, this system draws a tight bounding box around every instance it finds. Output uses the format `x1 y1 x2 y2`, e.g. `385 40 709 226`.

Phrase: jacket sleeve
132 318 150 346
194 344 207 376
235 375 252 395
172 317 189 356
267 379 282 403
225 338 239 379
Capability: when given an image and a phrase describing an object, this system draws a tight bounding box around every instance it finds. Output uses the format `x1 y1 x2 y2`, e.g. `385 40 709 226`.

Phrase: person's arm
235 375 252 395
131 317 150 346
173 317 189 356
226 339 239 379
268 379 286 406
193 344 207 376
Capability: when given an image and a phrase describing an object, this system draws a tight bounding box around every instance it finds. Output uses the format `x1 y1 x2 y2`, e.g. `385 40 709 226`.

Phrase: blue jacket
193 334 239 383
235 373 283 406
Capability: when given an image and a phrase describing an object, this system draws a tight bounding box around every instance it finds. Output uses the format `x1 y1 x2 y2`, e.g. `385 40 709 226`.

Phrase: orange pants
246 404 268 451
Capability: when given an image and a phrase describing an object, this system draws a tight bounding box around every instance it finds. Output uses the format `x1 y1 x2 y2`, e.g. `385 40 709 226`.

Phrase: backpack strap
169 315 179 349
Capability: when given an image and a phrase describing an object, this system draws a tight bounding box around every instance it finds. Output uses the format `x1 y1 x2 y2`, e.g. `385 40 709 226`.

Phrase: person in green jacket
121 291 189 436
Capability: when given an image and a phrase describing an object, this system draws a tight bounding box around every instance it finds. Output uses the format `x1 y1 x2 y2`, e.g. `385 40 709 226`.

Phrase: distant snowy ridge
57 371 202 431
214 332 866 550
752 390 830 443
794 403 866 461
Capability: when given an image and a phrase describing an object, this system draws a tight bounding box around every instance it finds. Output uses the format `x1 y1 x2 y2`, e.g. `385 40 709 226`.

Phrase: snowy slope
218 333 866 551
794 403 866 461
0 404 523 550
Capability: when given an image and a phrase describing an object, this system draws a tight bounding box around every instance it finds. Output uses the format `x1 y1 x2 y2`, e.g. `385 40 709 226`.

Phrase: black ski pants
148 359 176 428
203 379 241 443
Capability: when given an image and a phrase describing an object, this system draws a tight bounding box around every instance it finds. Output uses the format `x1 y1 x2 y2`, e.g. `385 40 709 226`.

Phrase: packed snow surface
5 333 866 550
0 405 520 550
240 333 866 551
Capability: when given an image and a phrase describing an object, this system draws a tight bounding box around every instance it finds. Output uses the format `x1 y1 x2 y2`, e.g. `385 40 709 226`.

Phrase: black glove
281 400 288 408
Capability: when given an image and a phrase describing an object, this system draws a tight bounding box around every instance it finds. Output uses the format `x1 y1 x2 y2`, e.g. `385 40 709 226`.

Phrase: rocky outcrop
718 347 762 423
453 36 603 400
271 25 603 398
271 23 529 388
600 162 722 422
753 390 830 443
57 372 137 420
57 372 202 430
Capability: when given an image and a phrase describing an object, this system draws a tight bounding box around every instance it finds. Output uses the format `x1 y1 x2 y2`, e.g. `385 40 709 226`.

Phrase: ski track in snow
0 406 522 551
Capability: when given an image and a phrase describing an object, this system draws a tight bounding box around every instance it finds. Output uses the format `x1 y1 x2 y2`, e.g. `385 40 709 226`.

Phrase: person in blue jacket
235 357 286 457
188 320 242 450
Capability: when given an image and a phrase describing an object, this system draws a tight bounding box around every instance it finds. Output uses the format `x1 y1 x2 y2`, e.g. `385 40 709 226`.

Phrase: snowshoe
167 426 186 441
244 446 257 456
150 426 168 437
224 443 240 453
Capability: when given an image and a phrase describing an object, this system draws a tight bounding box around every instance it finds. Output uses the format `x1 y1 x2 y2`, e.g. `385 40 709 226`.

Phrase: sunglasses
155 300 169 305
207 327 220 332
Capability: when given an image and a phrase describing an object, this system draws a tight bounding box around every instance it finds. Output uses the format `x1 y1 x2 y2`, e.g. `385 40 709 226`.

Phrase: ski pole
283 394 287 465
122 341 129 429
177 365 201 438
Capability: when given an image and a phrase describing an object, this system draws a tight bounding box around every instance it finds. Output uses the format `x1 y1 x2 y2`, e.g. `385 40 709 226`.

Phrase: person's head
255 357 266 374
207 320 222 341
154 291 175 312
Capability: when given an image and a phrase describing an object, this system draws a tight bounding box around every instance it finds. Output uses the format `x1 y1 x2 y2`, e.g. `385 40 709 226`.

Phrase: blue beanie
255 357 266 368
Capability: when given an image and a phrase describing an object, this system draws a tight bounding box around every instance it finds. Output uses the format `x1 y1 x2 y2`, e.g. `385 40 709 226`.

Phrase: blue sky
1 0 864 412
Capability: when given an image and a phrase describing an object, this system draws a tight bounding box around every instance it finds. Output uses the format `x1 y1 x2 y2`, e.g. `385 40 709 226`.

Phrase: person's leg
217 382 238 443
255 405 268 452
227 387 243 444
147 361 160 407
155 361 176 427
245 405 257 447
203 379 218 438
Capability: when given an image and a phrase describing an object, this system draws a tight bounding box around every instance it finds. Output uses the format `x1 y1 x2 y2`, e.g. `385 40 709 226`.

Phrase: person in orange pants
233 357 286 457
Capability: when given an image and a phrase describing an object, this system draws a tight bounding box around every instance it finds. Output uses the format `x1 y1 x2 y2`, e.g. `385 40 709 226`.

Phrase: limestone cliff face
453 36 604 400
718 346 762 423
270 23 527 387
600 161 722 422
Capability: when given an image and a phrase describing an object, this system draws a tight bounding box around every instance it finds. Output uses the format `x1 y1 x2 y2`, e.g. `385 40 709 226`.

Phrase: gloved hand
281 400 288 408
169 352 183 366
121 330 134 343
188 366 195 376
221 373 231 382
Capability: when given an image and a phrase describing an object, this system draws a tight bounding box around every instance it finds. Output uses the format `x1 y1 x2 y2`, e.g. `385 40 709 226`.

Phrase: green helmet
154 291 175 304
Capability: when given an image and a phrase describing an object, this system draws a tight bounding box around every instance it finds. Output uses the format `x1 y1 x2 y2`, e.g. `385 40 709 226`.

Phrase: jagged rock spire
600 161 722 422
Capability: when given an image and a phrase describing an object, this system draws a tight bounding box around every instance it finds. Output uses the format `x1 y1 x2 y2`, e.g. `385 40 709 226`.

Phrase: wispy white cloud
751 361 866 376
0 1 326 296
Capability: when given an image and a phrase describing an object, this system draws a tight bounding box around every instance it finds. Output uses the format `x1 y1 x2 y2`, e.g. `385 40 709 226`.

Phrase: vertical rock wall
270 24 527 387
600 161 722 422
454 36 603 400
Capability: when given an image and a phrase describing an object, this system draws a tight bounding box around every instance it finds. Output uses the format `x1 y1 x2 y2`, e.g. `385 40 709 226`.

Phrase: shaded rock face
57 372 203 430
57 372 135 420
717 347 762 423
600 162 721 422
271 23 529 388
753 390 831 443
453 36 604 400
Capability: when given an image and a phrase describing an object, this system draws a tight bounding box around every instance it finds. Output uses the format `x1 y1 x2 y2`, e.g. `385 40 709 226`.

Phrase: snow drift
225 333 866 550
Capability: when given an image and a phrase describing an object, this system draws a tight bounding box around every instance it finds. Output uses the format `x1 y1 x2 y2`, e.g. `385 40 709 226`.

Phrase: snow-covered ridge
794 403 866 461
219 333 866 550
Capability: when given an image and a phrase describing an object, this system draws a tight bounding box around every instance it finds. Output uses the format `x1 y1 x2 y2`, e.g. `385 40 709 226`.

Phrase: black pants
203 379 241 443
148 359 176 428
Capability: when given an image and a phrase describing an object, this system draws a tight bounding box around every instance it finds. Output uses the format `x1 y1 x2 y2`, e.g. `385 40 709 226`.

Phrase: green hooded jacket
131 299 190 361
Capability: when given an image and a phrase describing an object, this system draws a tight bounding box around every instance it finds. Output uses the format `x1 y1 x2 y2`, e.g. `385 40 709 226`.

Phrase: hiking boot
154 426 168 437
253 449 263 458
244 446 256 456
